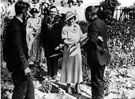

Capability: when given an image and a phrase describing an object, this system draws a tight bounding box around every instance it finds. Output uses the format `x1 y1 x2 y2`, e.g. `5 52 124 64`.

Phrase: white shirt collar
16 16 23 23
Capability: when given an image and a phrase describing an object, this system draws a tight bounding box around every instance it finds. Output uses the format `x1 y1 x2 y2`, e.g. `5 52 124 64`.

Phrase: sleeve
62 27 68 40
26 19 31 43
78 25 83 40
61 27 72 45
88 22 101 45
14 25 29 70
0 10 2 27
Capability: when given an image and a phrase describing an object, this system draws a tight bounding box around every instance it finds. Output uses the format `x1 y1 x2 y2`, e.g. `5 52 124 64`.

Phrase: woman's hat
30 8 39 14
67 0 74 4
76 0 83 3
65 11 75 21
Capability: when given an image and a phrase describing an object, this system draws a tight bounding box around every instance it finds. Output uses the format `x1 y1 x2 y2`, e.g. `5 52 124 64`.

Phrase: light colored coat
61 23 83 83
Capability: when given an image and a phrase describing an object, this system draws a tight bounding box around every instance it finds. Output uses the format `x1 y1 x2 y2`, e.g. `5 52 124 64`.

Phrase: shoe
66 84 72 94
75 83 81 94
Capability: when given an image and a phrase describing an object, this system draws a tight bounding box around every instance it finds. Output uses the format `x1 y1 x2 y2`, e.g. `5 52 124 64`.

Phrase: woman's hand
74 42 78 46
55 44 64 50
64 39 77 45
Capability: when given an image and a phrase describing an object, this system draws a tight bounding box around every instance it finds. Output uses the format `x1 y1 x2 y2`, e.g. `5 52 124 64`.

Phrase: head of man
8 0 15 4
76 0 83 7
49 6 58 18
15 1 30 23
67 0 73 8
85 6 98 22
61 0 66 7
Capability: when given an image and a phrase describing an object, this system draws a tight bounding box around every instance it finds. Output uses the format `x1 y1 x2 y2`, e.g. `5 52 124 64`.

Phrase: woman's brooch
73 25 77 32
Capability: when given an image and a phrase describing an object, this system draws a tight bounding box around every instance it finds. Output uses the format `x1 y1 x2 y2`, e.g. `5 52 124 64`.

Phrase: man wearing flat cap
84 6 110 99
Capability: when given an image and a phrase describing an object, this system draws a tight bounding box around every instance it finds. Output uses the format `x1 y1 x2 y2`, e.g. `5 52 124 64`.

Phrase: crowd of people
0 0 110 99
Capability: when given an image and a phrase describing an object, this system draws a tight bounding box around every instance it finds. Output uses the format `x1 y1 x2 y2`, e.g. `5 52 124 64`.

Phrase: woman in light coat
60 11 83 94
26 8 42 64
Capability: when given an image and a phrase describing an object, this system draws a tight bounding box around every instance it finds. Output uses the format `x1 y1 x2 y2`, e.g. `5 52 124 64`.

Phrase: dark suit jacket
40 15 64 58
4 17 29 72
86 17 109 66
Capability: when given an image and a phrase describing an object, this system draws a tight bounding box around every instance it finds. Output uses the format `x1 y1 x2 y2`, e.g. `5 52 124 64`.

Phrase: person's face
32 13 38 17
33 0 39 3
49 0 54 4
50 8 57 18
10 0 15 4
61 2 65 7
78 2 82 7
88 12 92 21
68 2 73 7
67 17 75 26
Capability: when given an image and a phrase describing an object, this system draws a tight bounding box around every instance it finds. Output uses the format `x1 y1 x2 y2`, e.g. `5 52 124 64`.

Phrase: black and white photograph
0 0 135 99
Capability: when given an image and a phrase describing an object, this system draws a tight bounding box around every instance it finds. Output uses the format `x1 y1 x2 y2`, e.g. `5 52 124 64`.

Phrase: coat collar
47 15 60 24
92 16 99 22
16 16 23 23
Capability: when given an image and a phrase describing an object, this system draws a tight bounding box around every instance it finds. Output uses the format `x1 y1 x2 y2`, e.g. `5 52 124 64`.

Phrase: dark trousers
12 70 35 99
47 57 58 77
87 56 105 99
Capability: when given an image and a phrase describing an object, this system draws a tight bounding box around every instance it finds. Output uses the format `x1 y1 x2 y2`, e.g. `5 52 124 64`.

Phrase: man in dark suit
4 1 35 99
40 5 64 79
84 6 109 99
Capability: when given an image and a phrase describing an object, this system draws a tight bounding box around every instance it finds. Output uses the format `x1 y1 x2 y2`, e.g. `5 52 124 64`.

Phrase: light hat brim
77 0 83 3
65 11 75 21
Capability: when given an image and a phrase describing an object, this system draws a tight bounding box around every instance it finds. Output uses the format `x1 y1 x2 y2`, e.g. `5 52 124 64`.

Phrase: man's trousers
12 70 35 99
87 56 105 99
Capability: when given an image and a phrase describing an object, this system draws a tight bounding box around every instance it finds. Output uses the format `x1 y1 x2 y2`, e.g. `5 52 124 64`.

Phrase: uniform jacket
4 17 29 72
86 17 109 66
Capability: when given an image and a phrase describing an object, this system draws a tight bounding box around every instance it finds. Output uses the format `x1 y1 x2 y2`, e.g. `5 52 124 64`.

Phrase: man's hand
24 67 31 75
55 44 64 50
98 36 103 42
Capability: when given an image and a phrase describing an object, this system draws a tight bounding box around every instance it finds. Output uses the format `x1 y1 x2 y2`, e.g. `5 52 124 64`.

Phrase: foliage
77 21 89 33
1 65 13 99
107 19 135 69
1 65 12 83
31 64 48 82
104 19 135 97
81 50 91 83
99 0 120 20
